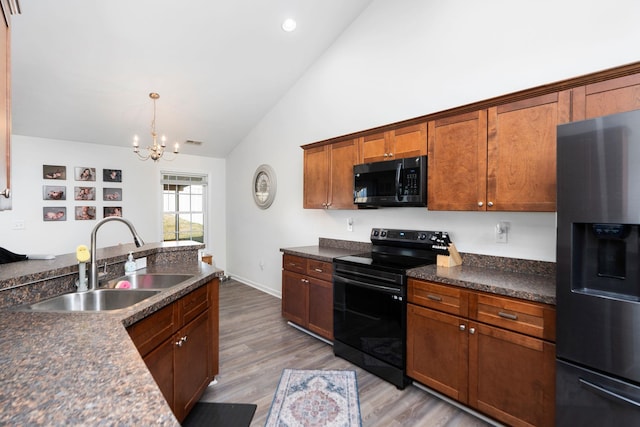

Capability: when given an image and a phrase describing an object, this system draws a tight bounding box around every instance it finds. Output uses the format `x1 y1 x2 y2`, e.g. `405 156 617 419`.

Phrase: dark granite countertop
280 245 366 262
407 264 556 305
281 240 556 305
0 251 223 426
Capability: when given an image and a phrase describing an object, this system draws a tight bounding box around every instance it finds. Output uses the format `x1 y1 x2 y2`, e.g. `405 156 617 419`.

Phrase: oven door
333 268 406 370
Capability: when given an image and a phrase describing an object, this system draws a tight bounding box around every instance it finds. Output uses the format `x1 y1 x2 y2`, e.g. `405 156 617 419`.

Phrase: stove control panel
370 228 452 253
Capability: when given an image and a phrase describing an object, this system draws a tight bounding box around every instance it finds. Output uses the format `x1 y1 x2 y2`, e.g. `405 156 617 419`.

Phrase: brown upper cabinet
428 91 571 212
303 138 359 209
360 122 427 163
571 73 640 121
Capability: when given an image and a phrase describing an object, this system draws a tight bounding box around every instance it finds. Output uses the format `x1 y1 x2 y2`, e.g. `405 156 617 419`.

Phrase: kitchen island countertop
0 260 223 426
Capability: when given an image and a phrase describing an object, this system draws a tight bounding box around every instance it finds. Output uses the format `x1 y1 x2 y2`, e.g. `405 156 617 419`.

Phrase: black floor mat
181 402 257 427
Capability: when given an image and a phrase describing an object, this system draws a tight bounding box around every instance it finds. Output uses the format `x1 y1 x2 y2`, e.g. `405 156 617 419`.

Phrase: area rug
264 369 362 427
181 402 257 427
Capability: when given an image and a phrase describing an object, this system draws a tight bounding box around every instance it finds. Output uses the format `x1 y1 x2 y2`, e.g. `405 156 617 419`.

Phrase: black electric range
333 228 451 389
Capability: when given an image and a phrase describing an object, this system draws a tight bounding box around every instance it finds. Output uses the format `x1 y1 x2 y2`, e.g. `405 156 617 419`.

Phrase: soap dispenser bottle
124 252 136 273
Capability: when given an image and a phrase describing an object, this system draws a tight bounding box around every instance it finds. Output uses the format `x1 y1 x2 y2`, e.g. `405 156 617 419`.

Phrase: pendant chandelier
133 92 179 161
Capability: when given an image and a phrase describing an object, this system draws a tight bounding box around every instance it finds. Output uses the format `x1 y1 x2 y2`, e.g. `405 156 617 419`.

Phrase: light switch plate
495 221 510 243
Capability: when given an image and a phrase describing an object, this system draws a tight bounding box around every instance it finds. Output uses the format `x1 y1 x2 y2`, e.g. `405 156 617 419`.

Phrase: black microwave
353 156 427 207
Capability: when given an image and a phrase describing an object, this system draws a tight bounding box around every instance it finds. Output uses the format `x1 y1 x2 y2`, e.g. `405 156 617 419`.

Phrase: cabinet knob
478 201 483 207
459 324 466 331
0 188 9 198
487 201 494 207
384 153 389 157
388 153 394 157
469 327 476 335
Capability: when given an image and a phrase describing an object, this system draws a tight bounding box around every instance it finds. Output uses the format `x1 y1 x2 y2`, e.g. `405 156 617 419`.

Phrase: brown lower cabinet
281 254 333 340
407 278 555 427
127 279 219 423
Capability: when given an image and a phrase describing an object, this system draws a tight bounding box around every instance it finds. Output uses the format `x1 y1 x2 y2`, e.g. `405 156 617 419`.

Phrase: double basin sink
20 274 193 312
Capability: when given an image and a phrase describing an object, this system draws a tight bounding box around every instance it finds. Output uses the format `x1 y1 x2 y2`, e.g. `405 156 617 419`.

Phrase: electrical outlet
347 217 353 232
134 257 147 270
12 220 25 230
495 221 510 243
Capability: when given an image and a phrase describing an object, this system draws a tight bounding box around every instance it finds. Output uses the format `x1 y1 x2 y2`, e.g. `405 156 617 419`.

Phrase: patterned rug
264 369 362 427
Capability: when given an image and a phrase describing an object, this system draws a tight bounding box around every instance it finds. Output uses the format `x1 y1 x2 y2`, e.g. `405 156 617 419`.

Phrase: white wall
225 0 640 296
0 135 227 269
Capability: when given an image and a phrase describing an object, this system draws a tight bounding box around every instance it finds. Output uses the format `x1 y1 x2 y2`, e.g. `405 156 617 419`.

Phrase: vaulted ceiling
10 0 373 157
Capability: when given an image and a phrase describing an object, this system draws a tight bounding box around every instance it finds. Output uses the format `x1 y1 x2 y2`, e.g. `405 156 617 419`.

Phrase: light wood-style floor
200 279 492 427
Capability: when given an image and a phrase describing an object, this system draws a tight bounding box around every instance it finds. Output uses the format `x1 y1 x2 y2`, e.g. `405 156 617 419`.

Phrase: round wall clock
252 164 277 209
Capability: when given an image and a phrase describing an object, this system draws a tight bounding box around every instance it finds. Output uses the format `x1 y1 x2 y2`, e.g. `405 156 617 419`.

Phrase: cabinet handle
427 294 442 302
314 268 323 273
498 311 518 320
469 327 476 335
0 188 9 198
478 201 484 207
487 201 494 207
175 336 187 347
459 324 466 331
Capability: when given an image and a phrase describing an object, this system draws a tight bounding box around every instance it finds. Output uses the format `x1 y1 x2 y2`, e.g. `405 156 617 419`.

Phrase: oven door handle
334 274 402 296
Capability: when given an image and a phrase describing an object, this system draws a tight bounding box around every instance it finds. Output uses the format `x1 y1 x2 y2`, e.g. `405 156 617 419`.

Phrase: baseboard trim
412 382 504 427
222 273 281 298
287 321 333 346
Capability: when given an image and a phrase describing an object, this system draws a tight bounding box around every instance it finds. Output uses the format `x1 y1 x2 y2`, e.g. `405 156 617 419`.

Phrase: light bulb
282 18 296 32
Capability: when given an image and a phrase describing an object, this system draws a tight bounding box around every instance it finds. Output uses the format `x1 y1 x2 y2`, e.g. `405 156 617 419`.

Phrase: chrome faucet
89 217 145 290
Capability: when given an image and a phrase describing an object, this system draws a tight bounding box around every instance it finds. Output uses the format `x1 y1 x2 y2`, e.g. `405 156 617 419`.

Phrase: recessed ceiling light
282 18 297 32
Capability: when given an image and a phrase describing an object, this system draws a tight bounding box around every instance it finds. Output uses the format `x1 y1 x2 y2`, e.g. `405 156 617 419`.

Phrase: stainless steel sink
23 289 161 312
104 273 194 290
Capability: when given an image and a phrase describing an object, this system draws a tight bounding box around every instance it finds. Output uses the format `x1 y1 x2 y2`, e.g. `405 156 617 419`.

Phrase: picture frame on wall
43 207 66 221
75 167 96 182
103 169 122 182
43 165 66 180
104 206 122 217
103 187 122 201
74 186 96 201
75 206 96 220
43 185 66 200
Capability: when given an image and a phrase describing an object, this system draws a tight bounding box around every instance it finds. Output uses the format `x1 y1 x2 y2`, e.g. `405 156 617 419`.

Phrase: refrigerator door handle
579 377 640 409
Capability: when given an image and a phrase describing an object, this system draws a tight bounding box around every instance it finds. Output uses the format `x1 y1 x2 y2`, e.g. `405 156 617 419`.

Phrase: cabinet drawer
179 284 209 326
283 254 307 274
408 279 469 317
127 303 176 357
473 293 556 341
307 259 333 282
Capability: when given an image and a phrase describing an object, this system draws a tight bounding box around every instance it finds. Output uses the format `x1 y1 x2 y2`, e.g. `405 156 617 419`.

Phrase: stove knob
419 233 427 240
381 230 387 237
372 230 379 237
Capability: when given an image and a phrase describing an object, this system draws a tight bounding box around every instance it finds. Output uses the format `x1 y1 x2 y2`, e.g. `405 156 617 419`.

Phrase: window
161 173 207 244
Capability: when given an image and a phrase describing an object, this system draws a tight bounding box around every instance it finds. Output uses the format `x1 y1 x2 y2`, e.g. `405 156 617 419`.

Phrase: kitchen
1 0 639 426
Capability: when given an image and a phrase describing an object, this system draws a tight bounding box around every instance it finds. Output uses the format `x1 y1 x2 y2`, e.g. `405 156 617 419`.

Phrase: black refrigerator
556 109 640 425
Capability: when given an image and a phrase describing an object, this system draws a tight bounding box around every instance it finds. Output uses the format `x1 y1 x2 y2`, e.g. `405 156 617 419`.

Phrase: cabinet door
486 91 570 212
303 145 329 208
143 337 174 410
281 270 308 327
468 322 555 427
327 138 358 209
427 111 487 211
391 122 427 159
307 277 333 340
174 310 211 422
208 279 219 379
0 4 10 210
360 131 388 163
407 303 469 403
573 73 640 121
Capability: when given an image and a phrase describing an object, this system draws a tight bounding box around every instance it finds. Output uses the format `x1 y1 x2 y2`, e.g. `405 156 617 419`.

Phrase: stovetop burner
334 228 451 274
